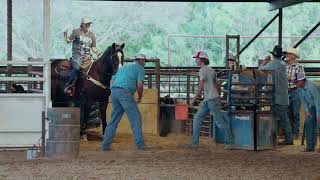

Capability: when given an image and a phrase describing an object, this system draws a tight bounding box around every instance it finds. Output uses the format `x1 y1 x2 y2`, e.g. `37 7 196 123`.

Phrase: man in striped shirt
285 47 305 139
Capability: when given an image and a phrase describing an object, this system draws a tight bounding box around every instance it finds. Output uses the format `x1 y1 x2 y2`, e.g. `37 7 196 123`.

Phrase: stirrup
64 85 75 96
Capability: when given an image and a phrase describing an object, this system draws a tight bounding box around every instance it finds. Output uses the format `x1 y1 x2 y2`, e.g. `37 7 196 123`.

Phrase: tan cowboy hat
285 47 300 59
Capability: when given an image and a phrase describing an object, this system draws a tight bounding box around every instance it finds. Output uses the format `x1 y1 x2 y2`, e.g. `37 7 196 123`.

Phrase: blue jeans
101 88 145 150
289 89 301 135
66 58 81 86
191 98 232 145
304 107 320 150
274 104 293 143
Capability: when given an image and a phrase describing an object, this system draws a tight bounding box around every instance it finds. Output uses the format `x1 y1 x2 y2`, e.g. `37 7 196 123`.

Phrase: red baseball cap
193 51 209 60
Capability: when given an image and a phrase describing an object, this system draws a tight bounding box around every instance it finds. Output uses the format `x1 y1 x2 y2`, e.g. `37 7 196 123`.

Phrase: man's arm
137 81 144 103
310 84 320 123
92 47 101 56
91 34 101 56
298 89 311 118
190 80 204 106
258 56 272 70
64 29 76 44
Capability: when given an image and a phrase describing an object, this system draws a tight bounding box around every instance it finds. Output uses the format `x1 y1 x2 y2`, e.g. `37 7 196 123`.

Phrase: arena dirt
1 132 320 180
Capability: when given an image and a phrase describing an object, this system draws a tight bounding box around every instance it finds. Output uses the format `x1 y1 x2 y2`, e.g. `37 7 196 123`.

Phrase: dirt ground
1 132 320 180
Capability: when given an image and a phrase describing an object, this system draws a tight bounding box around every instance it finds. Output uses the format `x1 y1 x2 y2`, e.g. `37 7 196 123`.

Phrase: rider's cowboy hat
81 17 92 25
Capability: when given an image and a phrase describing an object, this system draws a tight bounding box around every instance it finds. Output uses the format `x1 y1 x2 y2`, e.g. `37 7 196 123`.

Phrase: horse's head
110 43 125 73
98 43 125 76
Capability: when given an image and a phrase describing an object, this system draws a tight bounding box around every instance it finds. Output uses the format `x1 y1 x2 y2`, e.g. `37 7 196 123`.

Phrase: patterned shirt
69 28 96 62
286 62 305 89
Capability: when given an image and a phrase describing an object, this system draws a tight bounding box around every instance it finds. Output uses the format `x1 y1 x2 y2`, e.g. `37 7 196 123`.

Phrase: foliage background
0 0 319 67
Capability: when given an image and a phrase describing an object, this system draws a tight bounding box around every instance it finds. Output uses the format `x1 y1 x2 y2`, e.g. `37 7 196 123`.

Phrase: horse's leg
79 102 88 140
99 101 108 135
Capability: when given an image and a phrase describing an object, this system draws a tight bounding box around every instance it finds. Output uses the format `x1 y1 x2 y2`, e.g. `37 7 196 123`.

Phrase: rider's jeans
66 58 81 86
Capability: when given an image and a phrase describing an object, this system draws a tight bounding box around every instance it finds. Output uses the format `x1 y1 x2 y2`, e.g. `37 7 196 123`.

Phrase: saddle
59 56 94 96
57 56 93 74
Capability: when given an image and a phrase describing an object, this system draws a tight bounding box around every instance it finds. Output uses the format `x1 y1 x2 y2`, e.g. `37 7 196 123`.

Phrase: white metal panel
0 96 45 147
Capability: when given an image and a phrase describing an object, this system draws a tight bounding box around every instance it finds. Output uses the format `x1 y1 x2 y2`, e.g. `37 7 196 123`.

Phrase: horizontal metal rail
0 93 46 97
0 61 50 65
0 77 46 82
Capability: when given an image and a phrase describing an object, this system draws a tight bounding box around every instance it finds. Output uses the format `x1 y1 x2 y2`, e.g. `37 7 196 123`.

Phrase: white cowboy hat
81 17 92 25
285 47 300 59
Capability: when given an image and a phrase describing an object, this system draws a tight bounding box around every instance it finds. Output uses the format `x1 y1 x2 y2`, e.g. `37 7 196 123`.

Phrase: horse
51 43 125 139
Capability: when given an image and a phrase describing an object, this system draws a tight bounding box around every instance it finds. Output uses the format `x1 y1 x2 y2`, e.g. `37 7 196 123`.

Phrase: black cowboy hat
268 45 283 58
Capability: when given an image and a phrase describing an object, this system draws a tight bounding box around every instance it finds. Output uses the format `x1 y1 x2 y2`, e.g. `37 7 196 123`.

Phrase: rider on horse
63 17 101 96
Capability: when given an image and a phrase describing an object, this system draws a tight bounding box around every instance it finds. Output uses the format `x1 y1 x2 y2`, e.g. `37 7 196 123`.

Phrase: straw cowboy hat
285 47 300 59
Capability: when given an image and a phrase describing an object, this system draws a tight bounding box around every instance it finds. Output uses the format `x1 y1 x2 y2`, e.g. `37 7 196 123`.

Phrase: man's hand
305 112 311 119
97 52 103 59
189 98 195 107
137 96 142 103
261 56 271 65
317 117 320 124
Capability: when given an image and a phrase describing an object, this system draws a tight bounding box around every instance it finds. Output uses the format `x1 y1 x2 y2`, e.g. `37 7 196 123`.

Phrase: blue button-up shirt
298 80 320 118
258 57 289 105
111 62 145 94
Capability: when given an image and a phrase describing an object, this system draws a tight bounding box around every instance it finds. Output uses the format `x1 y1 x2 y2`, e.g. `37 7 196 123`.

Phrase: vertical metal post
27 57 32 91
41 111 46 157
147 74 152 88
154 59 160 134
167 35 171 65
43 0 52 112
236 35 240 68
186 74 190 104
278 8 283 47
226 35 230 68
7 0 12 93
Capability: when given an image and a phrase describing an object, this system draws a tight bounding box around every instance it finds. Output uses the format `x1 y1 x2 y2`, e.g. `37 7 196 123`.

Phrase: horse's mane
97 46 112 63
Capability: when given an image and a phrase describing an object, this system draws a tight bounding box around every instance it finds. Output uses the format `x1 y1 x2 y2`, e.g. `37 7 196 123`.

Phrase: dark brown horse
51 43 125 138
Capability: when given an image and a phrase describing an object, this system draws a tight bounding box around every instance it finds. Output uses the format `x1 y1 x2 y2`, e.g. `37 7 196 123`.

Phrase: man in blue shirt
259 45 293 145
101 54 147 151
293 72 320 152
